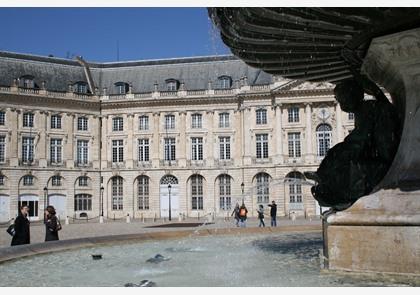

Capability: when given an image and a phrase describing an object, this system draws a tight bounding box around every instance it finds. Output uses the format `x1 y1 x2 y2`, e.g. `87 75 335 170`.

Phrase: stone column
152 113 160 167
100 115 108 169
179 112 187 167
243 107 252 165
305 103 313 163
126 114 134 169
326 28 420 276
275 104 283 164
206 110 214 166
65 113 75 168
37 110 47 167
335 103 344 143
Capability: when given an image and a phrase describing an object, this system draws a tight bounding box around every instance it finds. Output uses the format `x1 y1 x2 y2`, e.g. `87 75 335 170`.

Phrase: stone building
0 51 354 222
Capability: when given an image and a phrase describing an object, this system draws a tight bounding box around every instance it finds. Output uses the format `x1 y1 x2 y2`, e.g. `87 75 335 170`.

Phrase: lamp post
43 186 48 222
168 183 172 221
100 186 104 223
241 182 244 204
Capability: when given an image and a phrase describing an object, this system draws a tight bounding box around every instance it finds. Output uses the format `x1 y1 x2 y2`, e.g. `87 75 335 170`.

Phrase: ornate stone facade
0 52 353 222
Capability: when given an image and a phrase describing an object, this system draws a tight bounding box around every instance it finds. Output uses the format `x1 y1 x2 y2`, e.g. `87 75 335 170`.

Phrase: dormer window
19 75 35 89
218 76 232 89
74 82 88 94
166 79 179 91
114 82 129 94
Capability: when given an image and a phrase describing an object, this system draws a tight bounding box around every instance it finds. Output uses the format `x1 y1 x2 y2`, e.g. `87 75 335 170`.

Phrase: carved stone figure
305 78 400 210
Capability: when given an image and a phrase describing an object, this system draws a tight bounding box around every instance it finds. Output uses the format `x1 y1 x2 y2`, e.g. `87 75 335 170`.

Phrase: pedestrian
231 203 240 227
238 203 248 227
257 204 265 227
10 205 31 246
268 200 277 227
44 205 61 242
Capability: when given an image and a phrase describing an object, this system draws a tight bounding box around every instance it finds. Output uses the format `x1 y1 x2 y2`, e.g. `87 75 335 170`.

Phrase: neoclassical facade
0 51 354 222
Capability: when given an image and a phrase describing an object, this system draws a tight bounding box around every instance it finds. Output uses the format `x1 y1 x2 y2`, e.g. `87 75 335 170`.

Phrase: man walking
11 205 31 246
268 200 277 227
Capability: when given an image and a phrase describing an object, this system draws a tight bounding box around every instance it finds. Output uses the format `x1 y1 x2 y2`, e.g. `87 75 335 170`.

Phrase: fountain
209 8 420 276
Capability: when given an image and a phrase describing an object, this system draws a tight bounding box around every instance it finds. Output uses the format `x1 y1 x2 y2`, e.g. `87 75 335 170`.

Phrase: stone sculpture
305 78 400 210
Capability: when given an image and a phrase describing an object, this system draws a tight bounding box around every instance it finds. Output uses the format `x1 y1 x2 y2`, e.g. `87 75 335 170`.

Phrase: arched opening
111 176 124 211
159 175 179 218
285 171 305 213
189 174 204 211
217 174 232 211
136 175 150 210
254 172 271 205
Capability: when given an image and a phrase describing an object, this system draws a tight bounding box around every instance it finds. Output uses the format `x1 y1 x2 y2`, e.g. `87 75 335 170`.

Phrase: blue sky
0 7 230 61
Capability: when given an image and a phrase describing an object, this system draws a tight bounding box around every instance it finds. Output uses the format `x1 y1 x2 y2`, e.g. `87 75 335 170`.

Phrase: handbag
6 224 15 236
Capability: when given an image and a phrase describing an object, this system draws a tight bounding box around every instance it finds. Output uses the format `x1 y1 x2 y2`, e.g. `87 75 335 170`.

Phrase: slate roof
0 51 273 94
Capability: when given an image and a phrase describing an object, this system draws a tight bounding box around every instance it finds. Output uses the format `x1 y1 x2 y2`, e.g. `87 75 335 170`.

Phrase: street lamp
168 183 172 221
241 182 244 204
100 186 104 217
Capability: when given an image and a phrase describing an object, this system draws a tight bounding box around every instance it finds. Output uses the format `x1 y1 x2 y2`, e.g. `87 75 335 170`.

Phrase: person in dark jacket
268 200 277 227
11 205 31 246
44 205 61 242
231 203 240 227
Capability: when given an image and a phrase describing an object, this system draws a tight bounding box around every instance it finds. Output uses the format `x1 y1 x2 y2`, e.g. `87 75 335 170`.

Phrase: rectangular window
74 194 92 211
165 115 175 129
191 114 202 129
78 176 88 187
23 175 33 186
167 81 177 91
256 134 269 159
138 138 149 162
191 137 203 161
51 176 61 186
50 138 62 164
288 132 301 158
0 111 5 125
77 117 88 131
219 175 231 210
164 137 176 161
219 136 231 160
113 117 124 132
76 140 89 165
0 176 4 186
139 115 149 130
112 139 124 163
0 136 5 163
348 112 354 120
288 107 300 123
23 113 34 128
112 177 123 210
290 184 302 203
219 113 230 128
50 115 62 129
22 137 34 163
256 109 267 125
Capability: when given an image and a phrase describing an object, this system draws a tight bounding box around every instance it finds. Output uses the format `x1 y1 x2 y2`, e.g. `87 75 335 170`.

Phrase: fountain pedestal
326 28 420 275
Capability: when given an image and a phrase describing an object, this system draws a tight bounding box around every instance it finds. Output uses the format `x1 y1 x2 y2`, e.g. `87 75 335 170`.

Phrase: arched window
111 176 124 210
218 76 232 89
316 124 332 157
160 175 178 185
285 172 304 204
165 79 179 91
256 173 270 204
137 176 149 210
114 82 129 94
74 81 89 94
218 174 232 210
19 75 35 89
191 175 204 210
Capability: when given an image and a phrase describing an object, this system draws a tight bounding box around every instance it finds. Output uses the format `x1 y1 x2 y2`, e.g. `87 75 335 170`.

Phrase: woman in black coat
11 205 31 246
44 205 60 242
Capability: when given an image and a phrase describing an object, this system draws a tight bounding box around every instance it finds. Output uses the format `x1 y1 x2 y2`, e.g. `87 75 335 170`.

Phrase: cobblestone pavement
0 216 321 248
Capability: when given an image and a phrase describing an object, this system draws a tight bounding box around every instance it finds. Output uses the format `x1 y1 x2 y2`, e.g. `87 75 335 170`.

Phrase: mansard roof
0 51 273 94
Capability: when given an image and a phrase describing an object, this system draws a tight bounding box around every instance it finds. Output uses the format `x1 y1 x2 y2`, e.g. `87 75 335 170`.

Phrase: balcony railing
74 161 93 168
160 91 177 97
0 86 10 92
187 159 206 167
214 89 234 95
250 84 270 91
187 89 206 96
160 159 178 166
108 94 127 100
47 90 66 97
134 92 152 99
136 161 152 168
18 88 39 94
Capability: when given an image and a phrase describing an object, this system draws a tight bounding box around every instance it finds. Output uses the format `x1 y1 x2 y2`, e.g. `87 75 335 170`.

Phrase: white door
19 195 39 221
160 184 179 218
49 194 66 220
0 195 10 222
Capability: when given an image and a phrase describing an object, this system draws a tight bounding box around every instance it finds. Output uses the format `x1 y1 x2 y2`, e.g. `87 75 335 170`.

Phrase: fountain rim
0 225 321 265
